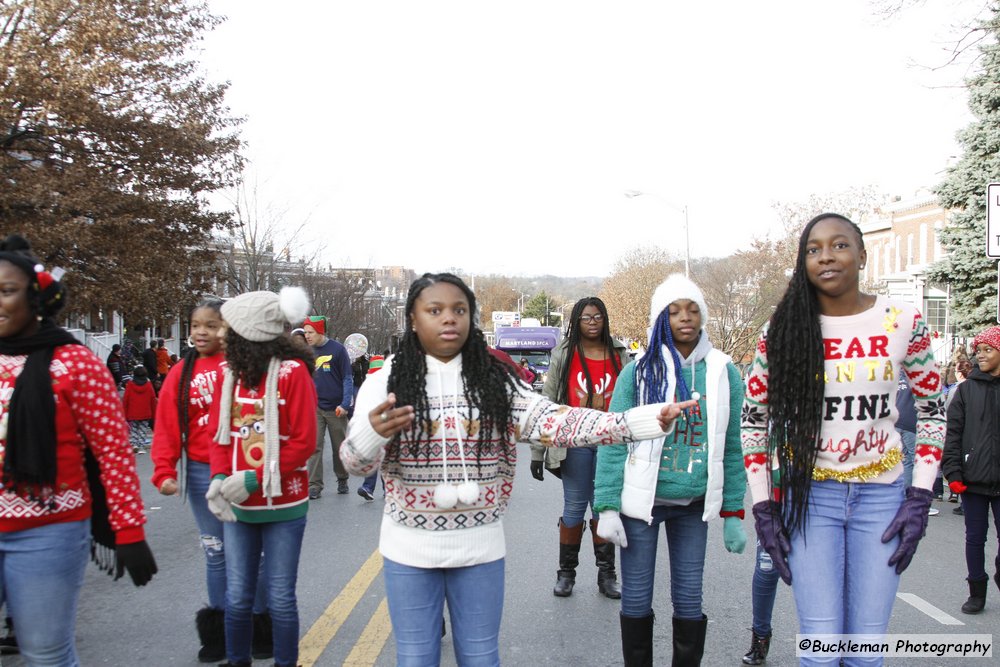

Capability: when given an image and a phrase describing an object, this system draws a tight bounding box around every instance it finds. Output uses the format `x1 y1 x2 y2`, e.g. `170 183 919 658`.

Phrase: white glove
220 471 254 504
597 510 627 548
206 478 236 522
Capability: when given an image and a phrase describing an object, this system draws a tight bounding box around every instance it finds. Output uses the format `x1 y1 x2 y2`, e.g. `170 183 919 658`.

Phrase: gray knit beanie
221 287 311 342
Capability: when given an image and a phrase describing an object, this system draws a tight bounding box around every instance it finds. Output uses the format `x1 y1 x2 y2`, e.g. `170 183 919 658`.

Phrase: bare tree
599 246 681 344
217 175 320 294
472 276 519 330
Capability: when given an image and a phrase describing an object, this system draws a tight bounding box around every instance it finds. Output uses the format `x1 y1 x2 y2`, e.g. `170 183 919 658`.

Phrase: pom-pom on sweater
340 353 674 569
741 296 946 504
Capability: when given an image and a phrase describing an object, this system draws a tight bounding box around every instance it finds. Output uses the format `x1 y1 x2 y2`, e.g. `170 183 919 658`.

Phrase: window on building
923 298 953 336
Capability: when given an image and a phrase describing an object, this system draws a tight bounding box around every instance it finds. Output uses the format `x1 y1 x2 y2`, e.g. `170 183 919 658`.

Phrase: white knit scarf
213 358 283 499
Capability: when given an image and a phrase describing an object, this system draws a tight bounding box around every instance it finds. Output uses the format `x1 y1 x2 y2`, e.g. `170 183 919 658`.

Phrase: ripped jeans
752 540 781 636
187 459 267 612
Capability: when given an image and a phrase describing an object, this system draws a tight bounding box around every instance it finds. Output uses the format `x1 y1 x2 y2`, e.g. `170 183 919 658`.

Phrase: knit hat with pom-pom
221 287 311 342
648 273 708 329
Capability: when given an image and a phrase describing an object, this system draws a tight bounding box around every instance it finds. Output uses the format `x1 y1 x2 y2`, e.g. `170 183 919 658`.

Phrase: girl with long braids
593 273 748 667
0 234 157 665
741 213 946 666
206 287 316 667
340 273 694 667
151 298 270 663
531 296 628 599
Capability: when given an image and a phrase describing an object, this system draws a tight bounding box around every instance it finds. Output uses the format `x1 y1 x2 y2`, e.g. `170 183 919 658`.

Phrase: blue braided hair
635 306 692 406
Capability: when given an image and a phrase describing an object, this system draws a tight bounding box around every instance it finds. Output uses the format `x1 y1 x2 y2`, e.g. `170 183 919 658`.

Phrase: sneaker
954 505 964 516
357 487 374 501
308 487 321 500
948 493 959 503
337 480 349 495
928 507 939 516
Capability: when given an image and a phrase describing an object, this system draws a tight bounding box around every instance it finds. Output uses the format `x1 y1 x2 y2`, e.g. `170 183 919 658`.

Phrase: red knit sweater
0 346 147 544
150 352 224 490
208 359 317 522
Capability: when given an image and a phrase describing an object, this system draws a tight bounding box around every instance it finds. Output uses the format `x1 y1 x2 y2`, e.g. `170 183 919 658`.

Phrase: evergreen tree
926 9 1000 334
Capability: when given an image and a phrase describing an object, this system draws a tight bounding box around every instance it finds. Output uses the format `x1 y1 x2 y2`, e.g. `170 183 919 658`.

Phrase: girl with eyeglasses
532 297 629 599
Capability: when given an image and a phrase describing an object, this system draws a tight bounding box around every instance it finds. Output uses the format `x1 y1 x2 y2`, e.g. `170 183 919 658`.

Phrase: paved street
5 447 996 666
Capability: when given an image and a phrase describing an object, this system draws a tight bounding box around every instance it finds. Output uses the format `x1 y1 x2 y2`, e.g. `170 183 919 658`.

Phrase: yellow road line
299 549 383 666
342 597 393 666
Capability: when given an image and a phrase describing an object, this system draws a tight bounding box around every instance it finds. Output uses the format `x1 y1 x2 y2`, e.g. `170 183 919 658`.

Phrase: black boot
620 612 654 667
252 611 274 659
741 630 770 665
961 577 988 614
671 614 707 667
553 518 584 597
590 518 621 599
0 616 17 656
195 607 226 663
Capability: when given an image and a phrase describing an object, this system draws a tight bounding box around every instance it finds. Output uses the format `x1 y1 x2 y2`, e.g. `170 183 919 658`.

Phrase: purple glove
752 500 792 585
881 486 933 574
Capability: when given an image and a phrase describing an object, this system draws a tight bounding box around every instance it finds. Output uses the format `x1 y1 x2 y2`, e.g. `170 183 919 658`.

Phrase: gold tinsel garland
812 447 903 483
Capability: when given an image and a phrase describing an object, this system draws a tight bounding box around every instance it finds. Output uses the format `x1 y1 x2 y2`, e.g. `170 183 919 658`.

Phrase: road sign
988 184 1000 258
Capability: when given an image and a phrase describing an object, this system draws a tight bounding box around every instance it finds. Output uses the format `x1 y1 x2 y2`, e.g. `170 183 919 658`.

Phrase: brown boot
590 518 622 599
553 518 585 597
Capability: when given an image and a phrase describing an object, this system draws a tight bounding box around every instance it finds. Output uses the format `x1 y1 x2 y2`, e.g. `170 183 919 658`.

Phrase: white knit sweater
340 354 671 568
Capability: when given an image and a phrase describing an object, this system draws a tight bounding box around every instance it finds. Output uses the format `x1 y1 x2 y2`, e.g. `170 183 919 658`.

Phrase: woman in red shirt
0 235 156 665
534 297 629 599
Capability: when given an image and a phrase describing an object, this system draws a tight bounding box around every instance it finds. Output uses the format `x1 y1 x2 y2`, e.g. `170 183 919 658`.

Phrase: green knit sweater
593 359 746 512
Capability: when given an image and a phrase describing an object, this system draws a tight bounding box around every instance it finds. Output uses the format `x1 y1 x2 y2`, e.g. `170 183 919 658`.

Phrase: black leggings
962 491 1000 580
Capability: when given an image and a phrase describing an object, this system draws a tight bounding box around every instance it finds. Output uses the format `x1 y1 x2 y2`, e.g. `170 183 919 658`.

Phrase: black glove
530 460 544 481
881 486 933 574
752 500 792 584
115 540 158 586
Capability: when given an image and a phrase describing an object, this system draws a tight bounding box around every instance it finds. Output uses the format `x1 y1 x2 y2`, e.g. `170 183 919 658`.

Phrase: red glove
949 480 968 494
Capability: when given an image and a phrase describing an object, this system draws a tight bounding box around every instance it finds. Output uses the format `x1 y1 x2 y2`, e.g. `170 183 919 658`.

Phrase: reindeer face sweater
741 297 946 504
340 353 675 569
208 359 317 523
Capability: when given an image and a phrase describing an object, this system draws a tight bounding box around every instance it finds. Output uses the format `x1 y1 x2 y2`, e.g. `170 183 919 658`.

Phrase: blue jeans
186 460 268 613
787 478 904 666
0 519 89 666
560 446 597 527
224 516 306 667
896 429 915 487
752 540 781 636
361 469 379 494
383 557 504 667
960 491 1000 581
620 502 707 620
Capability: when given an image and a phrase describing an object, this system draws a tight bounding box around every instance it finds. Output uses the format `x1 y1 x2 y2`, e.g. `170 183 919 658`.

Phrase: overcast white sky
201 0 982 278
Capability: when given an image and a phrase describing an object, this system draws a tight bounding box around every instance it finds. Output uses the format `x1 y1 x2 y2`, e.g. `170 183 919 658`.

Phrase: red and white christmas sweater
741 297 946 504
0 345 147 544
208 359 317 523
151 352 224 490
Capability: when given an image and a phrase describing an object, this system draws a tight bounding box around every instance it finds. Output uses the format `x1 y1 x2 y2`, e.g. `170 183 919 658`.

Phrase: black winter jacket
941 368 1000 496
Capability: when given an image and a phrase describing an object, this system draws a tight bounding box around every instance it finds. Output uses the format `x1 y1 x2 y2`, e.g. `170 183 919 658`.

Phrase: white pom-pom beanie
648 274 708 329
221 286 311 342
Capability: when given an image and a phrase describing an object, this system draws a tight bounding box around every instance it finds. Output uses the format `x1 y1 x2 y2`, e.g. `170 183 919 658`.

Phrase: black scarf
0 320 79 491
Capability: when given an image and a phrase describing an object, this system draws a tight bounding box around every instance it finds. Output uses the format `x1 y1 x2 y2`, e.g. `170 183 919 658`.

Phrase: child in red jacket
123 365 157 453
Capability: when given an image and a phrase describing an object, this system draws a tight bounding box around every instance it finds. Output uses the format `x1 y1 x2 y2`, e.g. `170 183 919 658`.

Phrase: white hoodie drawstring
431 363 480 509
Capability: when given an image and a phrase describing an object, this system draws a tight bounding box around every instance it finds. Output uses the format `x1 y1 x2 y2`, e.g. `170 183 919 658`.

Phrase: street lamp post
625 190 690 278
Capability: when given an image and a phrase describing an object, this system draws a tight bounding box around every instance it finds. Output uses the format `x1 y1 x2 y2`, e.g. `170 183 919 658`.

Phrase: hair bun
0 234 31 253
